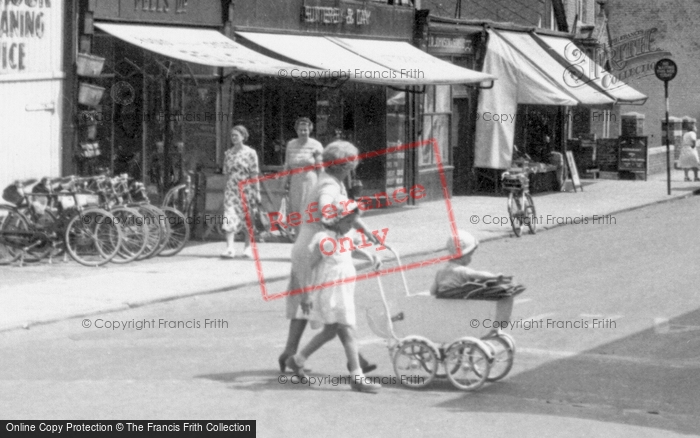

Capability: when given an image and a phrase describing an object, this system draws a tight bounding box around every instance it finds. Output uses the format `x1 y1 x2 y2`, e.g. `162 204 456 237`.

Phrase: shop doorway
452 96 474 195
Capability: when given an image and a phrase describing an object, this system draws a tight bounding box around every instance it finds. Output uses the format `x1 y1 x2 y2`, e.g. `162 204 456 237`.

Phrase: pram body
365 248 518 391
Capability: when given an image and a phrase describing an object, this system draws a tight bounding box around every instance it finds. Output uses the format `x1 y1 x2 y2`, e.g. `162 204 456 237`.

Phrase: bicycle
0 177 123 266
501 168 537 237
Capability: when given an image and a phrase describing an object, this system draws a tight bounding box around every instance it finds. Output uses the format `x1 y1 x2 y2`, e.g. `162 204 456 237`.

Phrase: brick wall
607 0 700 149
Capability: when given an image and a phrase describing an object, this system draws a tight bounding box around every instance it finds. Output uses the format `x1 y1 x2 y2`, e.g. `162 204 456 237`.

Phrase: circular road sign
655 58 677 81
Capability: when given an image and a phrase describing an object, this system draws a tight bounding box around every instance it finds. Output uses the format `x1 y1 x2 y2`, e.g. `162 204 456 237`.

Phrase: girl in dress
285 203 382 392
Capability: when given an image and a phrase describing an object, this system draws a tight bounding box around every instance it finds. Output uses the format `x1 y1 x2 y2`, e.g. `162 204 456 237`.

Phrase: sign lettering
134 0 188 14
301 6 370 26
0 0 51 74
428 34 472 54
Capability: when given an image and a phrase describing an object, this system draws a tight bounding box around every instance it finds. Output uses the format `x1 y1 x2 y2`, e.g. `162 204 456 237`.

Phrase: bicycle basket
2 184 22 204
501 174 529 191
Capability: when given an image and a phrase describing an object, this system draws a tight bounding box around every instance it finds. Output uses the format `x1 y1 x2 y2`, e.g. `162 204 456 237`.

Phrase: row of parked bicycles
0 174 190 267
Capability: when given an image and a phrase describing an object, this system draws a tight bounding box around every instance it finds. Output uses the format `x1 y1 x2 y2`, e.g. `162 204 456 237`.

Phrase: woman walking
220 125 261 259
286 203 382 393
278 140 379 377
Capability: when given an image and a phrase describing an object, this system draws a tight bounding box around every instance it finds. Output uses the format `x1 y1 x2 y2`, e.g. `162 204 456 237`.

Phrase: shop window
420 85 451 167
232 79 316 168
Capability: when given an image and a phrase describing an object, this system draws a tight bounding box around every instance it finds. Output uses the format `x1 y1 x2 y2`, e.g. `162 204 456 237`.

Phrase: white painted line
357 337 387 346
514 298 531 305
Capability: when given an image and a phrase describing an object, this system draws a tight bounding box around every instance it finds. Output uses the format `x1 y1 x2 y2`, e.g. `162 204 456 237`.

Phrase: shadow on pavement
436 308 700 435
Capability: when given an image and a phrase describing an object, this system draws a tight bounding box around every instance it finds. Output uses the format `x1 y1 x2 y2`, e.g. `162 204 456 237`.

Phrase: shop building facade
72 0 491 211
0 0 66 192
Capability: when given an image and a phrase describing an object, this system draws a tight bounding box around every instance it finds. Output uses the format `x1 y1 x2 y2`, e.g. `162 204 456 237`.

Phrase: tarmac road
0 196 699 437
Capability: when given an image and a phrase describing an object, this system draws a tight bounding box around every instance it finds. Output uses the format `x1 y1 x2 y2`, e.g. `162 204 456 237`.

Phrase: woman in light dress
278 141 380 381
284 117 324 223
679 122 700 181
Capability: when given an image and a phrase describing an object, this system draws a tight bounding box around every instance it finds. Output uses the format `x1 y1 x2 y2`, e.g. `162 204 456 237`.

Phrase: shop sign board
565 151 582 192
618 136 648 175
427 33 473 55
0 0 56 75
301 5 371 26
94 0 223 27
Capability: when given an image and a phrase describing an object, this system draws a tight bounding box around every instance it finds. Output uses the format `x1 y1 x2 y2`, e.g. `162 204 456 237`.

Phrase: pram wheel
482 334 515 382
392 340 438 389
444 340 491 391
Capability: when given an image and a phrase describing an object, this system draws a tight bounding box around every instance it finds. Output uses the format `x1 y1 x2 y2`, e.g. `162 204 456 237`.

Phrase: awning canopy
497 30 615 105
236 31 495 86
94 23 322 77
474 28 647 169
536 34 647 104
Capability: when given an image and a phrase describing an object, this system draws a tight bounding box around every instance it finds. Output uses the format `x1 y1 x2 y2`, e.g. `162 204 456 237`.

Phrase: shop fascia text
301 5 370 26
0 0 50 73
267 184 426 238
134 0 188 14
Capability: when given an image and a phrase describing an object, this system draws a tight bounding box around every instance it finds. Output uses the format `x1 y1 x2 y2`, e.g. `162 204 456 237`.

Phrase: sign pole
655 58 677 196
665 80 671 195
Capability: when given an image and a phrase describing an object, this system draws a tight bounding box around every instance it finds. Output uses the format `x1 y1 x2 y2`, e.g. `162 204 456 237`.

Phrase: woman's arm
352 247 381 270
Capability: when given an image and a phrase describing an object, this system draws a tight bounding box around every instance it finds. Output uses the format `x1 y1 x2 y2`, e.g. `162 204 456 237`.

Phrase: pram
365 247 519 391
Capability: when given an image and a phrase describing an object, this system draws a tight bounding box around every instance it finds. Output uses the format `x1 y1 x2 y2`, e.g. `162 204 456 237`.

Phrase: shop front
420 16 647 194
227 0 494 207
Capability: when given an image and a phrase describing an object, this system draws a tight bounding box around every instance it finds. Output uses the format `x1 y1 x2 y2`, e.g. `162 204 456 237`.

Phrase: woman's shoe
241 246 253 259
285 356 307 378
350 377 381 393
347 354 377 374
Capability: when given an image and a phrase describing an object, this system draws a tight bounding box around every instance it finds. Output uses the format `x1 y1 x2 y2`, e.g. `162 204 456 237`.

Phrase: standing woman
284 117 324 220
221 125 261 259
679 122 700 181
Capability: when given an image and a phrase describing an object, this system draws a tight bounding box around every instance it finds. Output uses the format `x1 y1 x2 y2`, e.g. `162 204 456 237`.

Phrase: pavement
1 170 698 333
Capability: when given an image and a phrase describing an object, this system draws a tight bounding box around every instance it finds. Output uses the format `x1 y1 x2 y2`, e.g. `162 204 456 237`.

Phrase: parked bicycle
501 168 537 237
0 177 122 266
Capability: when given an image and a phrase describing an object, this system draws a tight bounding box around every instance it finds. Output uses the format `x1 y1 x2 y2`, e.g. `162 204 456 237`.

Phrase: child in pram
430 230 504 295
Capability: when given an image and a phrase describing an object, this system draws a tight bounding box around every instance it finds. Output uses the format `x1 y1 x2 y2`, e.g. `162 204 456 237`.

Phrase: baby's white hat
446 230 479 256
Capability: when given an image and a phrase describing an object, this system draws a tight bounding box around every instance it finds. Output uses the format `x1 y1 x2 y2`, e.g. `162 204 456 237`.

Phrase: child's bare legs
694 167 699 181
684 169 691 181
336 324 360 373
294 324 338 365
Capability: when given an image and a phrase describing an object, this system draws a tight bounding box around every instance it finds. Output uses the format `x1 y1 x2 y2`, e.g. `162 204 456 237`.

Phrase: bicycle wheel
145 205 171 257
507 192 523 237
133 204 163 260
524 193 537 234
18 206 59 262
0 205 28 265
64 208 122 266
158 206 189 257
110 206 148 264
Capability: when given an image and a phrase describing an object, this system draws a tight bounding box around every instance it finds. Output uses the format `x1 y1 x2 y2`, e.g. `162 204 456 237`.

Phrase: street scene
2 0 700 437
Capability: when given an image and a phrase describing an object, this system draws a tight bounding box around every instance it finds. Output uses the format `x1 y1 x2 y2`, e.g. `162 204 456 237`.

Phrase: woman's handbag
252 198 271 235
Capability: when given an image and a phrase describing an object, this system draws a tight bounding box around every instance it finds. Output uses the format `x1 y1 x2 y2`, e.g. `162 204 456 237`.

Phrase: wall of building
607 0 697 147
0 1 64 192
